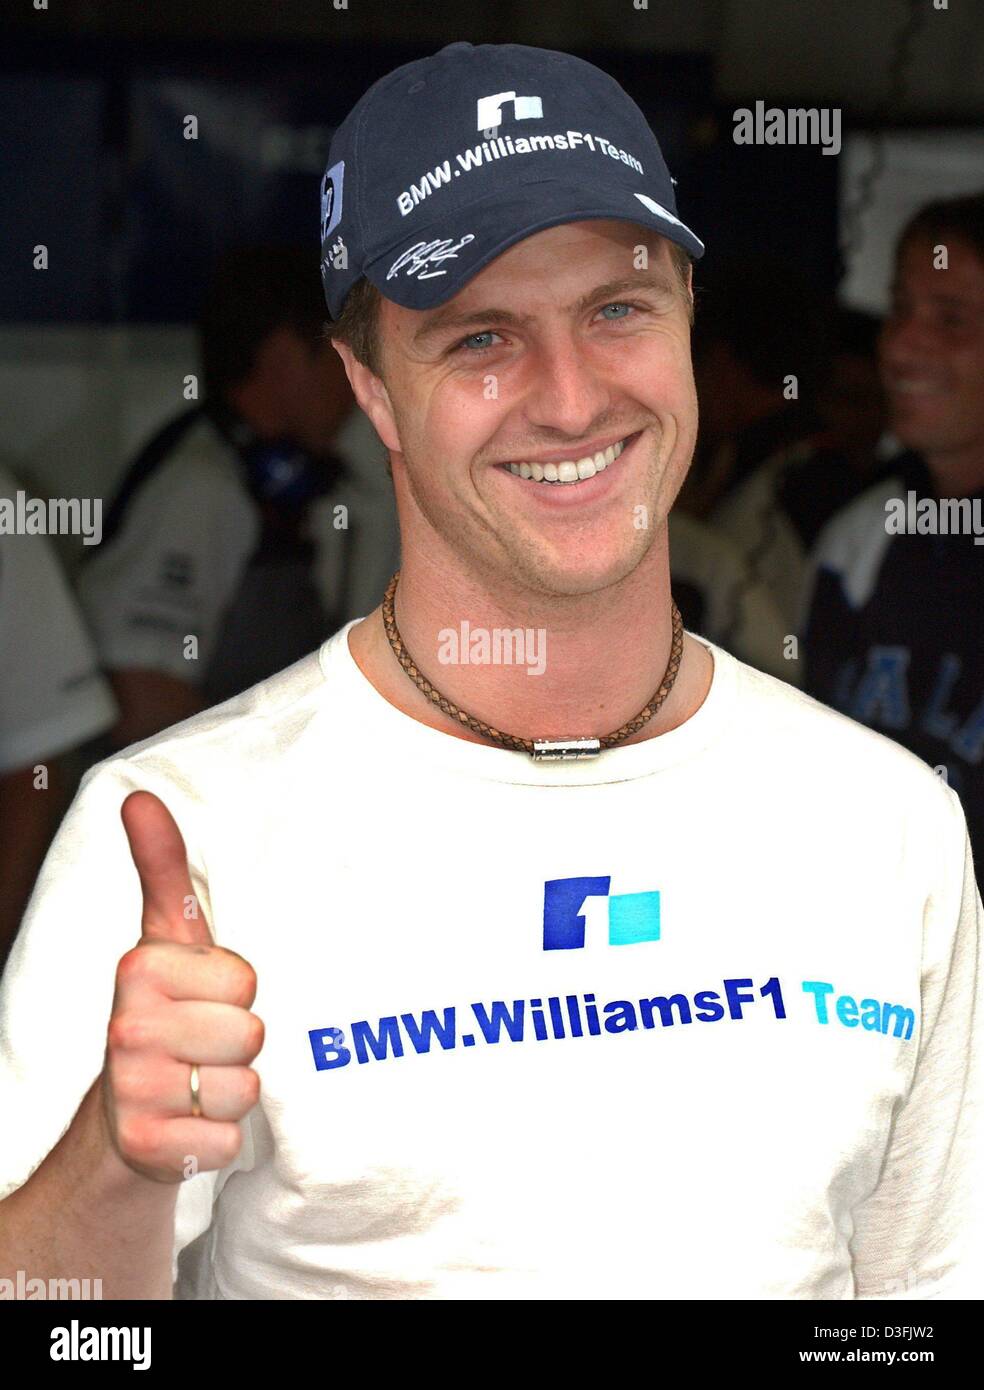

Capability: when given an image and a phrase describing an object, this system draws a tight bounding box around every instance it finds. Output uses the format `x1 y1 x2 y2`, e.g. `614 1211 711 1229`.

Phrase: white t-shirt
1 621 981 1300
0 469 117 773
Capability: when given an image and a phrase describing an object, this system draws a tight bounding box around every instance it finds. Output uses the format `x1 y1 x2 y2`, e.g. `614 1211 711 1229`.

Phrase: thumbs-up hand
101 791 264 1183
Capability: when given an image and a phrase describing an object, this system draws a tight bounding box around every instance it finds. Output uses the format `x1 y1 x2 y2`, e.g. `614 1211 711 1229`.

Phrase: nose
521 331 614 439
881 307 936 367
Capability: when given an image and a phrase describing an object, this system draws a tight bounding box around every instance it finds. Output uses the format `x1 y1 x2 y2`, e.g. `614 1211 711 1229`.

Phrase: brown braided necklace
381 569 684 761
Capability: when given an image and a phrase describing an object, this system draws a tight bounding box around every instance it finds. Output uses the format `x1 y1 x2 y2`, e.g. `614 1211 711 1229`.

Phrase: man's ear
331 339 401 454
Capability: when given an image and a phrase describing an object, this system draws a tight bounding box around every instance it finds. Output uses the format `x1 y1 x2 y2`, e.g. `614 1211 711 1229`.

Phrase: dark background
10 0 976 325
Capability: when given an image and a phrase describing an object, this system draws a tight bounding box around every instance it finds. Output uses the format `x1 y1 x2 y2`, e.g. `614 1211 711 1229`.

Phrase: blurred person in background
802 192 984 879
711 307 892 627
0 465 117 968
77 245 400 751
677 259 824 520
667 510 797 683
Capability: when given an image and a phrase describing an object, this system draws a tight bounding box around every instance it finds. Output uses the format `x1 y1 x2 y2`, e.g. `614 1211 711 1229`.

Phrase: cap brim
363 180 705 312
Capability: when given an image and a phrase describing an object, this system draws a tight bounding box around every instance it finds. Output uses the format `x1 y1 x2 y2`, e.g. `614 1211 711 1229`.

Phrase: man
711 308 892 627
0 466 118 969
77 245 400 748
0 44 980 1300
802 193 984 876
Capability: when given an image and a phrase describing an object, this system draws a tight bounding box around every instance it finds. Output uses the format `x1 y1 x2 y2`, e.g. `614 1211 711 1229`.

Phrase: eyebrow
410 272 679 347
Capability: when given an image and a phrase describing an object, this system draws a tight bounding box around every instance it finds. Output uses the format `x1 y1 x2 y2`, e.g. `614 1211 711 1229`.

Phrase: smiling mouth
497 433 639 486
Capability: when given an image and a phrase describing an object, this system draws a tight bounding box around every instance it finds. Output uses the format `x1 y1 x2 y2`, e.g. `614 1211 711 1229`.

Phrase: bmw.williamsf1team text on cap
319 40 705 321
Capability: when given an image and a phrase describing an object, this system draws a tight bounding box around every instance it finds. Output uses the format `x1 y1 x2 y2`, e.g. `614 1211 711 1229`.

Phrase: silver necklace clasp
531 737 602 761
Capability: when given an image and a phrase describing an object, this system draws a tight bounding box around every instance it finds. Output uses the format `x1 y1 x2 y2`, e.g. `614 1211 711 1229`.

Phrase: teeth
506 436 629 485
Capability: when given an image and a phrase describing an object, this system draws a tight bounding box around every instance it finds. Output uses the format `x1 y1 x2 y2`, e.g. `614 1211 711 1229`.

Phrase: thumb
121 790 212 946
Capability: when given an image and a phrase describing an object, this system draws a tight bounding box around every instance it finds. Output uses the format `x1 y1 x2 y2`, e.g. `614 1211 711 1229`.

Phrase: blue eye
600 303 633 320
458 331 499 352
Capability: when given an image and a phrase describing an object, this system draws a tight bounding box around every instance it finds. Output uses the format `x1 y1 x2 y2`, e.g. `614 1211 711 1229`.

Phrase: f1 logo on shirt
477 90 543 136
543 876 660 950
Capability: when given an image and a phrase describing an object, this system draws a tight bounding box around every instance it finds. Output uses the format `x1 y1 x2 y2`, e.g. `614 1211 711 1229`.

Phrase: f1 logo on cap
477 91 543 137
320 160 345 243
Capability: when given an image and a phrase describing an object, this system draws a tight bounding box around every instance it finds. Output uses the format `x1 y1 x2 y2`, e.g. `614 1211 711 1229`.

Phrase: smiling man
337 216 715 749
802 193 984 877
0 43 981 1302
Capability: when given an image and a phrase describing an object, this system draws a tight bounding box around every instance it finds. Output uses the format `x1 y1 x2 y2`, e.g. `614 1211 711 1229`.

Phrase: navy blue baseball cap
319 40 705 321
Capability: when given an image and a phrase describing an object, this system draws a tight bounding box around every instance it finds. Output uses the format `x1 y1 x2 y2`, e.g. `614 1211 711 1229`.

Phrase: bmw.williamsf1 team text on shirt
308 973 916 1072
